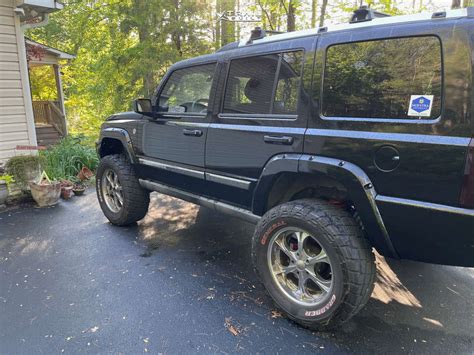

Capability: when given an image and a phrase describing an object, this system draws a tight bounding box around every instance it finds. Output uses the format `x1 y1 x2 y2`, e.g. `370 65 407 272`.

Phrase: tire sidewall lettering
260 220 287 245
96 173 104 203
304 294 336 317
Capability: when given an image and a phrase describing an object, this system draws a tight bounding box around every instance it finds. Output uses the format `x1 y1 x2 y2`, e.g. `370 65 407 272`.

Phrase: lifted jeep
96 7 474 330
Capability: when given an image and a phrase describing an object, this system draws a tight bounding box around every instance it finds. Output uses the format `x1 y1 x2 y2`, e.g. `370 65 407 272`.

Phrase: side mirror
133 98 154 117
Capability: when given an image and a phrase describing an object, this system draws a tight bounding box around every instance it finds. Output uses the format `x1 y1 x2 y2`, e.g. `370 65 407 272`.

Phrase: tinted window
158 63 215 114
223 51 303 115
322 36 442 119
273 52 304 114
224 54 279 114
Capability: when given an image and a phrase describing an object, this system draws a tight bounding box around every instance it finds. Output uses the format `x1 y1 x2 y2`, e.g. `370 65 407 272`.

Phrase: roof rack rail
246 27 285 45
216 41 239 53
265 30 285 35
350 5 391 24
247 27 266 44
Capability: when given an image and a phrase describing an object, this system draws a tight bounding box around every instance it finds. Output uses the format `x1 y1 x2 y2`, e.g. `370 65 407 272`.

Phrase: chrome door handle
263 135 294 145
183 129 203 137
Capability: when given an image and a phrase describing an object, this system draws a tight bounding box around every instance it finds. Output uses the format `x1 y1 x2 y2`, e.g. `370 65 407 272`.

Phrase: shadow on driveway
0 191 473 354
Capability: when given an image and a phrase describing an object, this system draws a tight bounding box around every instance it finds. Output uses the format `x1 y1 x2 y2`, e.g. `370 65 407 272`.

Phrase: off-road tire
96 154 150 226
252 198 376 331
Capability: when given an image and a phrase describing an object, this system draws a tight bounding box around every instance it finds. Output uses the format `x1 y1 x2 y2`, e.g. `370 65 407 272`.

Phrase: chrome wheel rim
267 227 334 306
101 168 123 213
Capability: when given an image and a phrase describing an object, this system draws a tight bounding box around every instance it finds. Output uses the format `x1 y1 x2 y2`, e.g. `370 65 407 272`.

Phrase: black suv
96 7 474 330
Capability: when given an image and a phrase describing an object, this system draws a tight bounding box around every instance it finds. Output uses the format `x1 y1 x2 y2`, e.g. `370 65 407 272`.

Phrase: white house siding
0 0 36 164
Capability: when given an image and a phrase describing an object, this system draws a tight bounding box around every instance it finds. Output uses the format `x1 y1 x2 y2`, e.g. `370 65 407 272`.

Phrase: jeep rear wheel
96 154 150 226
252 199 375 330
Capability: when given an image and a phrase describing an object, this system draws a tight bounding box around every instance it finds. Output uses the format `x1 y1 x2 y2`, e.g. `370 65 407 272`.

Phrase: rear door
205 37 316 207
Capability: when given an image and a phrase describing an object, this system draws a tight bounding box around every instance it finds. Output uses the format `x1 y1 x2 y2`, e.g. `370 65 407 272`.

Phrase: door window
223 51 303 115
273 52 304 114
322 36 442 120
158 63 216 114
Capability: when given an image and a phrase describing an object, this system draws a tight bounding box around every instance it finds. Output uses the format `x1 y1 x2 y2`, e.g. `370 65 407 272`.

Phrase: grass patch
39 135 98 181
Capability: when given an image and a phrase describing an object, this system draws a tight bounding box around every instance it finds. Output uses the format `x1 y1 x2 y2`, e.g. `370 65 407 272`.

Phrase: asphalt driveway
0 191 473 354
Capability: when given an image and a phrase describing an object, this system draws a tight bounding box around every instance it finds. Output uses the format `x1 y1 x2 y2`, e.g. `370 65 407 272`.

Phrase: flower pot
61 185 74 200
29 181 61 207
77 167 93 181
0 183 8 205
73 183 86 196
60 180 74 200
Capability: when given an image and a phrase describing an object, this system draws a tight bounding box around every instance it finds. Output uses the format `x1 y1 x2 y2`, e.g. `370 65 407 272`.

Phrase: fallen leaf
224 317 241 336
271 310 282 319
228 325 240 336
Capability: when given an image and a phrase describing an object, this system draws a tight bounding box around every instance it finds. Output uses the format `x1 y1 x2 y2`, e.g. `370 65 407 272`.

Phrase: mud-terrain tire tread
251 198 376 331
96 154 149 226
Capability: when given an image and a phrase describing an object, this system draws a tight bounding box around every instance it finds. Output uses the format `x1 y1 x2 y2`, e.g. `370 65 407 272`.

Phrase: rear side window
223 51 304 115
322 36 442 120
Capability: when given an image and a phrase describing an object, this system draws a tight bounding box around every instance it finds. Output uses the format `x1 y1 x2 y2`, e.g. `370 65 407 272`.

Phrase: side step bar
139 179 261 224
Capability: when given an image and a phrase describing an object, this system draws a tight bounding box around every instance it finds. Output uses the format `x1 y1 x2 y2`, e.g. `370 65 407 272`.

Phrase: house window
322 36 442 120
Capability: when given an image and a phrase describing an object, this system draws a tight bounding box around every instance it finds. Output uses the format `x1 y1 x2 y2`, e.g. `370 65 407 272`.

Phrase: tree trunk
171 0 183 57
221 0 235 46
451 0 461 8
311 0 318 28
135 0 154 97
216 0 221 48
287 0 296 32
319 0 328 27
236 0 240 41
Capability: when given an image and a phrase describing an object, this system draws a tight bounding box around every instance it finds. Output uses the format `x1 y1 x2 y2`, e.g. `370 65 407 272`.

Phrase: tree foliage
27 0 452 138
29 0 212 137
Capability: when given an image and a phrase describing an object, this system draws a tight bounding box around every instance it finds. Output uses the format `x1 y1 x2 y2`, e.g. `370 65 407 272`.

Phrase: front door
140 63 216 192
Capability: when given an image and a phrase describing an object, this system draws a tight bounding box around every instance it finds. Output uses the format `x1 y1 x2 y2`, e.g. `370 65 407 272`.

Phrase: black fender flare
252 153 398 258
97 127 137 164
252 153 301 215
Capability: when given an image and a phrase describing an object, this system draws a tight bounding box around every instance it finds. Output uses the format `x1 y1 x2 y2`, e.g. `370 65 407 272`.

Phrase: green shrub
0 174 15 188
39 135 98 181
5 155 40 189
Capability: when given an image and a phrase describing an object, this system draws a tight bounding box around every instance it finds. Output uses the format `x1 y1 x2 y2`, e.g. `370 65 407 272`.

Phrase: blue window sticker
408 95 434 117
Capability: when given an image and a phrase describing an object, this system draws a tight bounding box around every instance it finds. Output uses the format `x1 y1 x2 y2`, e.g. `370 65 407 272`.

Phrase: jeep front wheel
96 154 150 226
252 199 375 330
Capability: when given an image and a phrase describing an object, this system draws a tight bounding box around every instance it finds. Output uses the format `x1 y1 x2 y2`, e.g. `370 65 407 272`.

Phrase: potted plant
29 171 61 207
0 174 14 206
60 179 74 200
77 166 94 181
72 181 87 196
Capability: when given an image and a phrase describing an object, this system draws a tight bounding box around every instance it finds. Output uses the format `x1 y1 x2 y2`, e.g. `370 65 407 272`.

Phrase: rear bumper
376 196 474 267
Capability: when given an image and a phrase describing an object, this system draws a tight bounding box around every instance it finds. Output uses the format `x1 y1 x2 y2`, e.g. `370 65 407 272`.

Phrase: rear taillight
460 138 474 208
